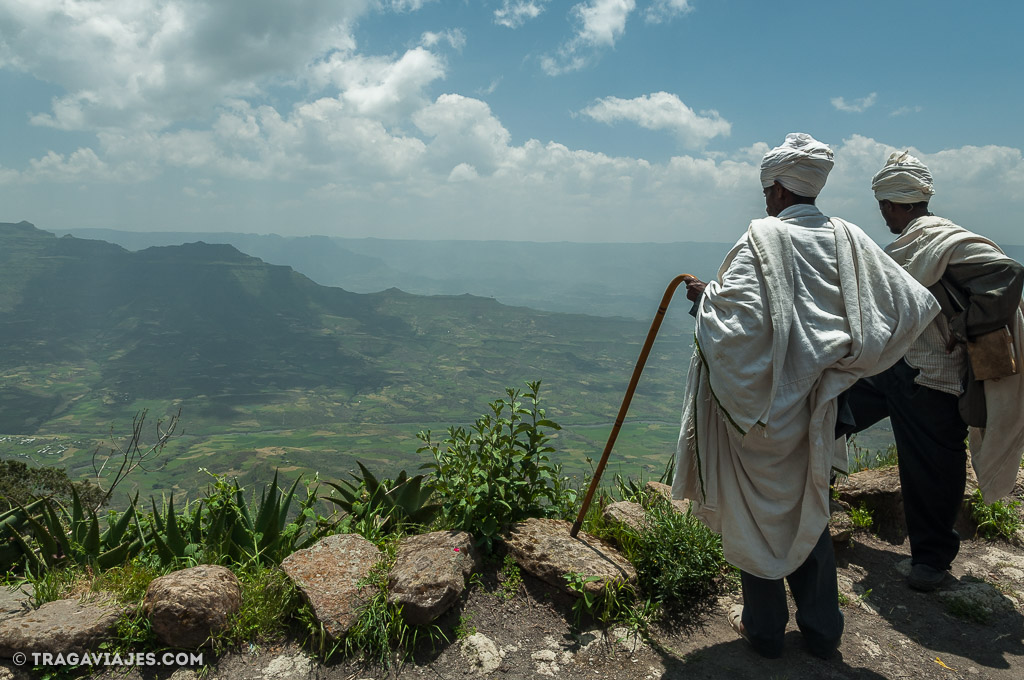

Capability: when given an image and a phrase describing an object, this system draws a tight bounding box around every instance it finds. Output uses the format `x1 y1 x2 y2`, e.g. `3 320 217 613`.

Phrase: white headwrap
759 132 834 198
871 151 935 204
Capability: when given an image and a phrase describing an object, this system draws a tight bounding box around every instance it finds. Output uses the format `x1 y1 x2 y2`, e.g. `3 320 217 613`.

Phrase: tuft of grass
91 559 164 604
496 556 522 601
850 504 874 530
454 613 476 639
222 562 300 647
847 436 898 473
969 489 1022 541
25 566 85 607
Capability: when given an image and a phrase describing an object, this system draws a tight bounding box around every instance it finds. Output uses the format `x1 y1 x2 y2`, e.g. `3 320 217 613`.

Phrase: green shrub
623 497 732 619
418 381 564 551
970 489 1023 541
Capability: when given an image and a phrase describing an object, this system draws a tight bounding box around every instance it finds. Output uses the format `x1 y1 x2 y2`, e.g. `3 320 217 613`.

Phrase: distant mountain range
62 227 1024 324
61 227 734 320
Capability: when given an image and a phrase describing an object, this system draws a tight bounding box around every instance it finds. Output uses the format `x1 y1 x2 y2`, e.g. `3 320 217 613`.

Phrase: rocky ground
2 472 1023 680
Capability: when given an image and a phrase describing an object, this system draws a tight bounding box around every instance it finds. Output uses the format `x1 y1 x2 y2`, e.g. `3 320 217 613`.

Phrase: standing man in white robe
673 134 939 659
836 152 1024 592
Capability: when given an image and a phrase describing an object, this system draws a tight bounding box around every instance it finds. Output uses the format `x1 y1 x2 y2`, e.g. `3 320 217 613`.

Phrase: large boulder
143 564 241 648
388 530 478 626
281 533 381 640
503 518 636 596
0 597 123 658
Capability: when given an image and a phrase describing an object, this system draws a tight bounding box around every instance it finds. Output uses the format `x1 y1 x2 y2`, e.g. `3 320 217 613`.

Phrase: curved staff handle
569 273 693 538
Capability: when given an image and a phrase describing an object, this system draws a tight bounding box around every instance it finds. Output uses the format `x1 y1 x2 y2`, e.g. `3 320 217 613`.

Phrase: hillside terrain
0 221 695 500
61 227 734 320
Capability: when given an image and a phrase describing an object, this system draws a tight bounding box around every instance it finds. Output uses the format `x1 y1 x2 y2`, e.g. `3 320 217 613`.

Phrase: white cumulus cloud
541 0 637 75
494 0 551 28
831 92 878 113
644 0 692 24
1 0 372 131
580 92 731 148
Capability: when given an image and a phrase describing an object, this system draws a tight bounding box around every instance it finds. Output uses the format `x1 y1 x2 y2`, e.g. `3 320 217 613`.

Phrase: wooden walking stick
570 273 693 538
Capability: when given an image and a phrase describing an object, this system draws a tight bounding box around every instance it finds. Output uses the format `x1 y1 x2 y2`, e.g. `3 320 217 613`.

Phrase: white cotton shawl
887 215 1024 501
673 205 940 579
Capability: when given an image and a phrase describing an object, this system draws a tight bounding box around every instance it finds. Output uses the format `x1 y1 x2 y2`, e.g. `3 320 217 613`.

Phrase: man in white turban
836 151 1024 592
674 135 939 659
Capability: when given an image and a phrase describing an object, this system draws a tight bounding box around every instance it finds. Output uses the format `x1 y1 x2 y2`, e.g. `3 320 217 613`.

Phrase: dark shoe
908 563 947 592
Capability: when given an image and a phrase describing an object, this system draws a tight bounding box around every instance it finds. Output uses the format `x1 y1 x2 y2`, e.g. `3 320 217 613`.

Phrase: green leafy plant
610 496 733 621
321 462 440 536
563 571 637 628
969 488 1023 541
418 381 563 551
850 504 874 530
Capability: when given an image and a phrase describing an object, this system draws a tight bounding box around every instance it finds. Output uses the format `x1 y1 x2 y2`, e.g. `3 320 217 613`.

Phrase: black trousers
835 359 968 570
740 528 844 658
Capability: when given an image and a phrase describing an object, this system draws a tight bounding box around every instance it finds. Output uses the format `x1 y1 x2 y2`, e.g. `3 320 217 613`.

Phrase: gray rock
839 467 977 541
388 530 478 626
0 586 31 625
460 632 501 675
144 564 241 649
602 501 647 533
503 518 637 596
281 533 381 641
0 597 123 658
261 652 316 679
938 580 1018 617
829 511 853 546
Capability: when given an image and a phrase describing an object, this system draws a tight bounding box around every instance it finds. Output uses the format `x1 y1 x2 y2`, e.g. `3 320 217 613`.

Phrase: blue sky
1 0 1022 244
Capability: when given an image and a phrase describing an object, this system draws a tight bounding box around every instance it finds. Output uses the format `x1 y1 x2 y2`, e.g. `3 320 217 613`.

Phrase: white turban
871 151 935 204
759 132 834 198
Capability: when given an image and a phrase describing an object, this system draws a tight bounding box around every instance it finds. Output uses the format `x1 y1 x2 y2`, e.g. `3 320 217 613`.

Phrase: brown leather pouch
967 326 1018 381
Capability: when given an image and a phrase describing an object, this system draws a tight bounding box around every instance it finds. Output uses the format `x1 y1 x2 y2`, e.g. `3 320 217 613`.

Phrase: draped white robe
886 215 1024 501
673 205 940 579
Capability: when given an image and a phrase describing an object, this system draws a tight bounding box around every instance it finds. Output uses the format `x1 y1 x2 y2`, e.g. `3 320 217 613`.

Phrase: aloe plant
321 462 440 533
149 470 323 567
5 489 145 573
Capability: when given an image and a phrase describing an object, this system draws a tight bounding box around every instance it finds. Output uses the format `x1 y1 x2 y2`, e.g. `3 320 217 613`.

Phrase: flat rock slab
503 518 636 596
0 597 123 658
281 533 381 640
143 564 241 648
388 530 478 626
0 586 31 625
